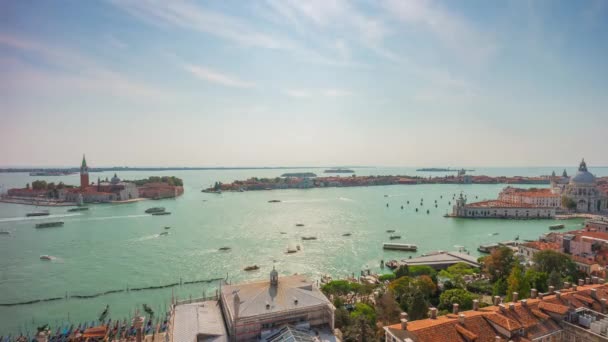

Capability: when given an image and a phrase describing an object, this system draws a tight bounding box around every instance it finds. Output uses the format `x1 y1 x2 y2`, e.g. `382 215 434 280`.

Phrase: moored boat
385 260 400 269
386 229 395 233
549 224 565 230
268 200 281 203
26 210 50 217
152 211 171 216
68 207 89 212
301 236 317 240
383 243 418 251
295 223 305 227
35 221 64 228
218 247 231 251
145 207 165 214
0 231 9 235
342 233 352 237
40 255 53 260
244 265 259 271
389 235 401 240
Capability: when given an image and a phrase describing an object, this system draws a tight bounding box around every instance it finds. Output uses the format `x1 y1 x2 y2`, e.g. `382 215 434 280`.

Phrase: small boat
386 203 389 207
152 211 171 216
383 243 418 251
0 231 9 235
342 233 352 237
301 236 317 240
295 223 305 227
389 235 401 240
164 226 171 230
26 210 50 217
279 232 287 234
244 265 259 271
386 229 395 233
268 200 281 203
384 195 388 197
40 255 53 261
321 274 333 284
549 224 565 230
477 243 499 253
145 207 165 214
35 221 64 228
159 232 169 236
218 247 231 251
286 243 300 253
67 207 89 212
489 232 499 236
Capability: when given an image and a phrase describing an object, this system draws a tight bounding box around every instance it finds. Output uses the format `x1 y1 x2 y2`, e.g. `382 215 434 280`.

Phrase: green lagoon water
1 166 606 334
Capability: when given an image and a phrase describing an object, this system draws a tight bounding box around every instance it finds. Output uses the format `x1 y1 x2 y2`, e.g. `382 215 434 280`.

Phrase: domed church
553 159 607 213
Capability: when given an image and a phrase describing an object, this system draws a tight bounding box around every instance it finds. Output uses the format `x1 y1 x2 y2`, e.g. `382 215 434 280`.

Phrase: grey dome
571 171 595 184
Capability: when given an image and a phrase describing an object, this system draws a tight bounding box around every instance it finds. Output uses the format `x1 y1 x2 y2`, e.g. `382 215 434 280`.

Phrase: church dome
110 173 121 184
570 159 595 184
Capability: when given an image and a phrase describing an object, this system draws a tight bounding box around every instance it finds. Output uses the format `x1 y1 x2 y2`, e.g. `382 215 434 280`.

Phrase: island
280 172 317 178
0 156 184 206
416 168 475 172
324 168 354 173
203 173 554 192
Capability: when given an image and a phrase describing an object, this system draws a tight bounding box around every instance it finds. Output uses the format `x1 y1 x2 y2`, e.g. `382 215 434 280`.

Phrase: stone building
552 159 608 213
452 193 556 219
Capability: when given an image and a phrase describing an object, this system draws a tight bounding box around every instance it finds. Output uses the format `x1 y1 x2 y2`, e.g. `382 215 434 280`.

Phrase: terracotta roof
521 241 560 251
466 200 545 208
537 301 569 315
484 312 522 331
454 324 477 340
572 255 598 266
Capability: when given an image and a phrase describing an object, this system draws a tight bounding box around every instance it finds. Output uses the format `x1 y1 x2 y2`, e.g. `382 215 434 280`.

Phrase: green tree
409 265 437 282
562 196 577 210
506 263 530 300
379 273 396 282
321 280 361 296
343 316 375 342
439 262 476 288
31 180 48 190
525 269 548 292
395 265 409 278
406 291 429 320
533 250 578 281
483 247 515 282
439 289 477 311
375 291 401 325
548 270 562 289
350 303 376 324
492 278 507 296
388 276 412 300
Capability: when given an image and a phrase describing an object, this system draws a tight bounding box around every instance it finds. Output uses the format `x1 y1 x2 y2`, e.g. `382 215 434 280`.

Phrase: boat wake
281 199 329 203
338 197 355 202
0 213 82 223
129 234 161 242
75 214 151 222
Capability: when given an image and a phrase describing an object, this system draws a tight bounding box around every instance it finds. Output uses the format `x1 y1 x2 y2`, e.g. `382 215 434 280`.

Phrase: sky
1 0 607 167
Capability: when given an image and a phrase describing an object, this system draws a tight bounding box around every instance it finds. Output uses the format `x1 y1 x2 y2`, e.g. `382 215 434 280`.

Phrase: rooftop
172 300 228 342
221 274 332 321
466 200 544 208
403 252 481 269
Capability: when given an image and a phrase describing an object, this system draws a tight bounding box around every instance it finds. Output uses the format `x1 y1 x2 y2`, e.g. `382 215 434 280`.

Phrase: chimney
400 319 408 330
579 279 585 286
539 293 544 300
555 291 561 299
453 303 460 315
509 303 515 310
493 296 501 305
473 299 479 311
586 277 591 285
600 279 605 285
430 308 437 319
401 312 409 321
591 288 598 299
512 292 518 302
593 276 599 284
499 304 507 312
548 286 555 294
521 299 528 307
531 289 538 299
573 285 578 291
459 313 466 325
601 298 607 314
564 281 570 289
495 336 502 342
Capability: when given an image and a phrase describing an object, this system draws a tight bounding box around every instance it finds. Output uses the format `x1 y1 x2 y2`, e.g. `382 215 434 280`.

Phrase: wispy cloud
323 88 352 97
0 33 168 99
383 0 498 64
105 34 128 49
183 64 255 88
284 89 311 98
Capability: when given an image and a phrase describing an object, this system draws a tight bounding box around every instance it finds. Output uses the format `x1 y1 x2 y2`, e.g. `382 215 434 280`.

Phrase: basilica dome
570 159 596 184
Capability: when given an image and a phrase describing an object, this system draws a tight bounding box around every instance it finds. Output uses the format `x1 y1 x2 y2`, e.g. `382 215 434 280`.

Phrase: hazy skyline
1 1 607 167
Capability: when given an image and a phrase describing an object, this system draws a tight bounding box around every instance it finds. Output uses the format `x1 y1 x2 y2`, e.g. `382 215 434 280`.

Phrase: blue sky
1 0 607 167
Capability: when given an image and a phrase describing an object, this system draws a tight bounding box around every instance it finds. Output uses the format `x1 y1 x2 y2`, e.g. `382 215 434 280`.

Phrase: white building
452 193 556 219
498 186 561 208
552 159 608 213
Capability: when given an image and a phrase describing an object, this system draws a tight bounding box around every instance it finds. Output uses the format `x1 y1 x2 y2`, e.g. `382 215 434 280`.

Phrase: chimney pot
539 293 544 300
499 304 506 312
400 319 408 330
521 299 527 307
555 291 561 299
579 279 585 286
400 312 408 320
459 313 465 325
573 285 578 291
591 288 598 299
509 304 515 310
593 276 599 284
512 292 518 302
453 303 460 314
430 308 437 319
531 289 538 299
586 277 591 285
493 296 501 305
601 298 607 314
600 279 605 284
564 281 570 289
495 336 501 342
548 286 555 294
473 299 479 311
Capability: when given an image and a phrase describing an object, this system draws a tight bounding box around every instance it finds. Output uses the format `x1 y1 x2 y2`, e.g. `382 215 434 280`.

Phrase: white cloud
323 88 352 97
283 89 311 98
383 0 498 64
183 64 254 88
105 34 128 49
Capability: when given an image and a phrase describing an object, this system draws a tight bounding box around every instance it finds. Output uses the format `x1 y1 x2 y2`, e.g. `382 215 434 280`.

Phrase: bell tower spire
80 154 90 189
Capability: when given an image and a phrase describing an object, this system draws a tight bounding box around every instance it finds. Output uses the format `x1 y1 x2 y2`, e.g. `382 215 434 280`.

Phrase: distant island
416 168 475 172
324 169 354 173
281 172 317 178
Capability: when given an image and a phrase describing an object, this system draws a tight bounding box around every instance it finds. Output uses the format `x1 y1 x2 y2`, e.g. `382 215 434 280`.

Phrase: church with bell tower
80 154 89 189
